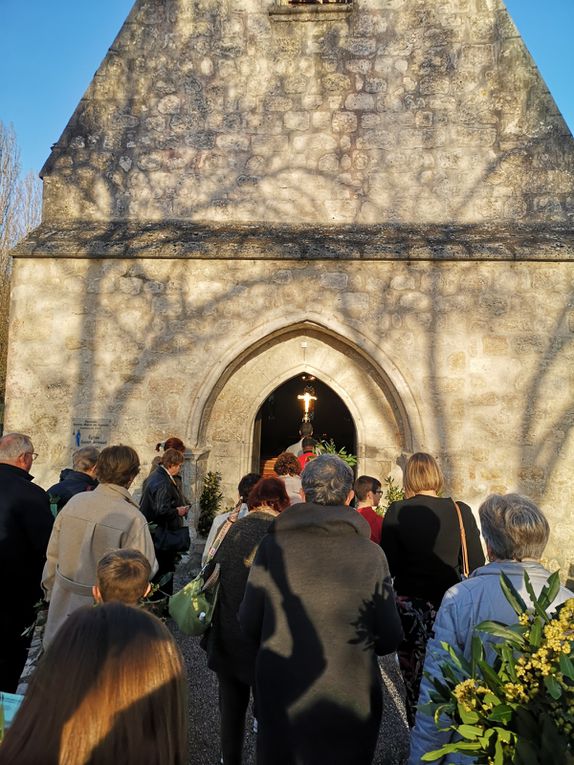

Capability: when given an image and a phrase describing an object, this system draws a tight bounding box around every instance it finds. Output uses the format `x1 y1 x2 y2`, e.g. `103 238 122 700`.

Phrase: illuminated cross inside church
297 389 317 418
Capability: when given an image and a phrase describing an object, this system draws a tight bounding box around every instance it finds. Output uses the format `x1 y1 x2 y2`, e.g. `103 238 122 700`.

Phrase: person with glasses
0 432 53 692
354 475 384 543
42 445 157 648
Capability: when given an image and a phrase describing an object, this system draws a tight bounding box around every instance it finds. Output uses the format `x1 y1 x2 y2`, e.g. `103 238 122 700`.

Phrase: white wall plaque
71 419 112 449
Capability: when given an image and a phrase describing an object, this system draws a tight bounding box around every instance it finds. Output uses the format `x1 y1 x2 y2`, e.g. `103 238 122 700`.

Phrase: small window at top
269 0 353 21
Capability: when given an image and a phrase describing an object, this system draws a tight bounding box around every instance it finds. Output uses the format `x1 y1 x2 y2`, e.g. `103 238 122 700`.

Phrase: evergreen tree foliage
197 471 223 538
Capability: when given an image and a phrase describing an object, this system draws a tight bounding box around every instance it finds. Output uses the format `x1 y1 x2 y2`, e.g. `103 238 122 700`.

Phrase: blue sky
0 0 572 176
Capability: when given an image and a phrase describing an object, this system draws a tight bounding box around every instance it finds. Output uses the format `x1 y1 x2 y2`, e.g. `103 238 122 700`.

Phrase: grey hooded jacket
408 560 573 765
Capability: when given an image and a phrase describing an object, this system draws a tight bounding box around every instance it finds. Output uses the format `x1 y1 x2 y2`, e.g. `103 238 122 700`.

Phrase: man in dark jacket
239 455 403 765
0 432 54 691
47 446 99 512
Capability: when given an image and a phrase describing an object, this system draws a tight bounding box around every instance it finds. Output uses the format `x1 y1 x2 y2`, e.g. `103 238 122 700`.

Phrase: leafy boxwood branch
316 439 357 468
373 475 405 517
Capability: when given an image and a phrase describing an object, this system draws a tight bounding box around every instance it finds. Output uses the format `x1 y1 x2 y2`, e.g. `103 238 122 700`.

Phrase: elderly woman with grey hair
408 493 573 765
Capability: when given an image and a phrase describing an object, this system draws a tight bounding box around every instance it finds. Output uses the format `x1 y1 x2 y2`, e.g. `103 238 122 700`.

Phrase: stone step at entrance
260 457 277 477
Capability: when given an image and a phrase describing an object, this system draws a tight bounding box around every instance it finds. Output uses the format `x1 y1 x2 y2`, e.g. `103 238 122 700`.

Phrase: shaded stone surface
38 0 574 226
6 0 574 577
13 221 574 261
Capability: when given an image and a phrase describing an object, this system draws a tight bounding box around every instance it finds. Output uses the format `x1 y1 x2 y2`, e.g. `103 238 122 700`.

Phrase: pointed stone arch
187 318 423 503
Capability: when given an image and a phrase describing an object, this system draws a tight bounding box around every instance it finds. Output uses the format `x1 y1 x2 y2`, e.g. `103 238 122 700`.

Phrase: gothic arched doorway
254 374 357 472
193 320 416 505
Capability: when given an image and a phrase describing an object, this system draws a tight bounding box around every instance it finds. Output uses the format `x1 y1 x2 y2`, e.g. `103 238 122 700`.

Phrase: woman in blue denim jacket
408 493 573 765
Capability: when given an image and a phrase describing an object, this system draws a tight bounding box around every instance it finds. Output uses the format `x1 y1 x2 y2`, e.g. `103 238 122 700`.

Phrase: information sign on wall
71 419 112 449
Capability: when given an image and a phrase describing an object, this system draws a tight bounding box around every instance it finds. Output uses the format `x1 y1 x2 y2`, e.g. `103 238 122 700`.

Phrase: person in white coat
408 493 573 765
201 473 259 566
42 445 157 647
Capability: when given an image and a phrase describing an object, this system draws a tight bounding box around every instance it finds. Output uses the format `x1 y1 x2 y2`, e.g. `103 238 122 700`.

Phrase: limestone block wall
5 253 574 573
41 0 574 225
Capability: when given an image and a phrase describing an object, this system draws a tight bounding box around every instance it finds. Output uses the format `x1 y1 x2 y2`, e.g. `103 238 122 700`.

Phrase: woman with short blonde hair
403 452 444 497
381 451 484 725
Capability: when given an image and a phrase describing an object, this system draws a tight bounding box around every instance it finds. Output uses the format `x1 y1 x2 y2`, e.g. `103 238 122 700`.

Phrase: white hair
479 493 550 561
0 432 33 461
72 446 100 472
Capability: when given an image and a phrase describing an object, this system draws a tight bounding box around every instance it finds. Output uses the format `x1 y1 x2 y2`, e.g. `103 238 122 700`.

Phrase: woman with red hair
274 451 303 505
202 477 289 765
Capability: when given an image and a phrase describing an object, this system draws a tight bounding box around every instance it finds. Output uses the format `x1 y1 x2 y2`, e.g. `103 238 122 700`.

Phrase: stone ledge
11 222 574 262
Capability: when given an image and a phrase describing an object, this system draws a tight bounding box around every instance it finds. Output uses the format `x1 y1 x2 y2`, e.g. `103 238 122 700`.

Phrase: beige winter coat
42 483 157 646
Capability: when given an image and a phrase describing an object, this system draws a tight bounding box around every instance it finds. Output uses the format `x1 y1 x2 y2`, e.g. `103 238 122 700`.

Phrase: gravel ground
170 554 410 765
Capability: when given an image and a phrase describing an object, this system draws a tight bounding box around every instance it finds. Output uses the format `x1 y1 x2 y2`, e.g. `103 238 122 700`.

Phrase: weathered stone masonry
7 0 574 578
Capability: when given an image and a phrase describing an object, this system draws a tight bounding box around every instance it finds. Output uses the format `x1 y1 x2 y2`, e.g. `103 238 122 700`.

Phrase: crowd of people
0 429 571 764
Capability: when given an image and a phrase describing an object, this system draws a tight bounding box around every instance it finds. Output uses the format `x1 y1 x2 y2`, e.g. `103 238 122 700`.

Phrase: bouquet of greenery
374 475 404 517
316 439 357 468
421 572 573 765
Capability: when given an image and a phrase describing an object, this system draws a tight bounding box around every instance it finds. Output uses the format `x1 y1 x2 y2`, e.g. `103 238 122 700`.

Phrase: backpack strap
205 505 241 563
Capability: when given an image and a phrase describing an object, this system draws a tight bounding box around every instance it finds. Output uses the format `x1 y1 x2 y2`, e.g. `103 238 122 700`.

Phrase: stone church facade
7 0 574 575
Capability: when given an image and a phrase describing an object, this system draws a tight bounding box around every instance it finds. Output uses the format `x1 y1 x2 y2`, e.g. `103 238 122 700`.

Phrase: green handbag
168 563 220 636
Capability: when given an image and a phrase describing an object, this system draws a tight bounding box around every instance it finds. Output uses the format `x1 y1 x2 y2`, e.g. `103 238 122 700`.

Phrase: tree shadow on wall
41 222 574 511
43 0 574 226
26 0 574 504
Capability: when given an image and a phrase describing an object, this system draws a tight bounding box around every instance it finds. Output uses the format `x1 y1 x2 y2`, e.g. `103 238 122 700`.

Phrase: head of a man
95 445 140 488
354 475 382 508
301 436 317 453
72 446 100 477
478 493 550 562
299 422 313 438
0 432 36 473
237 472 261 503
301 454 354 506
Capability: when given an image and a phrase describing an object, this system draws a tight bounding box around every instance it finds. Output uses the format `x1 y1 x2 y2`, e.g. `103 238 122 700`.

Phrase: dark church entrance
254 374 357 474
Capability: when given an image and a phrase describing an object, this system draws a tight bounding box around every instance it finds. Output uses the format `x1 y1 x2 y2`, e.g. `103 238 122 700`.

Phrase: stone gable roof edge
10 221 574 262
39 6 140 179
